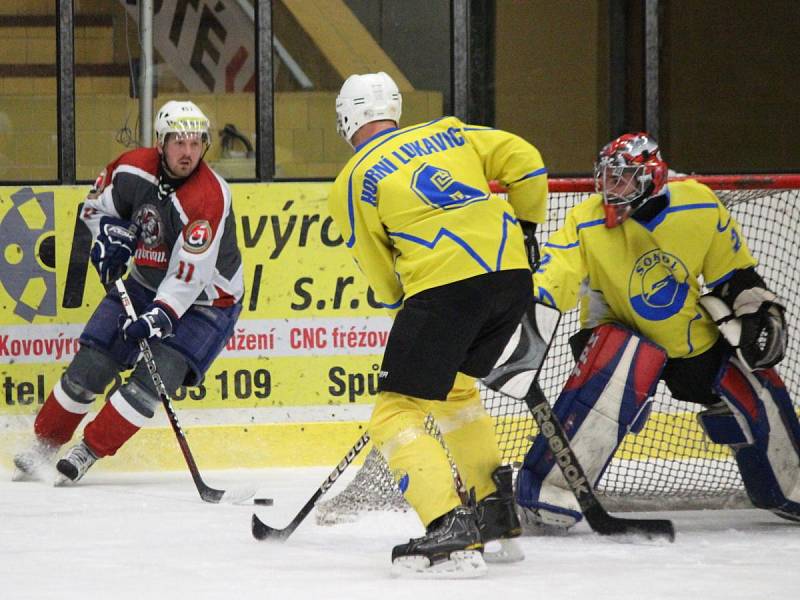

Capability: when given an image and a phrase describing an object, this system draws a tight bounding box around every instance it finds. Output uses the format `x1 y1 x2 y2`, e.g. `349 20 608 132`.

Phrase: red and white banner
122 0 255 93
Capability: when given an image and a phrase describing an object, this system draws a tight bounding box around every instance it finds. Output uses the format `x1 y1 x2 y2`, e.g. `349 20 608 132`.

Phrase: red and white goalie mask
594 132 668 228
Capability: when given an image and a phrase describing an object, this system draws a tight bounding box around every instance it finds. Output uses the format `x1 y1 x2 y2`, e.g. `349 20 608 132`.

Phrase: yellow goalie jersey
535 179 757 358
328 116 547 308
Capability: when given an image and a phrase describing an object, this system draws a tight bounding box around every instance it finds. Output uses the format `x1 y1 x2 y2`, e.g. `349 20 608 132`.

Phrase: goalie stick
484 301 675 541
252 432 371 541
524 381 674 541
115 279 267 505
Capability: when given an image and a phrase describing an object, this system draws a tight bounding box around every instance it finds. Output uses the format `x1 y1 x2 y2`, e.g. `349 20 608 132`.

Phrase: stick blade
585 506 675 542
252 513 289 542
199 487 226 503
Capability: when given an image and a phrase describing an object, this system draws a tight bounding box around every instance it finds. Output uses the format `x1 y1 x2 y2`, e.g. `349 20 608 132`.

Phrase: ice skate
55 441 99 485
391 505 486 578
476 465 524 563
12 440 58 482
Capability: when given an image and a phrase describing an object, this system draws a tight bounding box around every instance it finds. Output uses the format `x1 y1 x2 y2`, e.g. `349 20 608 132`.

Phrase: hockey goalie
516 132 800 530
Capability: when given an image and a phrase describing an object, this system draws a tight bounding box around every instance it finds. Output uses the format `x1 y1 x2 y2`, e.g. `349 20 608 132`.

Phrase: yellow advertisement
0 183 389 467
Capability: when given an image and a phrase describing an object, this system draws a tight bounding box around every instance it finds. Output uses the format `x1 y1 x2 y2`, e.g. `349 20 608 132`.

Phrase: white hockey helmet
335 72 402 145
154 100 211 147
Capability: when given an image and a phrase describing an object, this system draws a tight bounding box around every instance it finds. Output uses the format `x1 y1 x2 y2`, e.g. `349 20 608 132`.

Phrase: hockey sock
33 379 93 446
82 390 145 457
370 391 462 526
431 373 501 502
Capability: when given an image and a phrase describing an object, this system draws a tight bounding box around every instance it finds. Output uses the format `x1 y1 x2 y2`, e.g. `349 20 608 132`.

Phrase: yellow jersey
534 179 756 358
328 116 548 308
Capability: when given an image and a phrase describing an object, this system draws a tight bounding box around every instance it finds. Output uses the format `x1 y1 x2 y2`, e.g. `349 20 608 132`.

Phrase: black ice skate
55 441 99 485
476 465 524 563
12 439 58 482
391 504 486 578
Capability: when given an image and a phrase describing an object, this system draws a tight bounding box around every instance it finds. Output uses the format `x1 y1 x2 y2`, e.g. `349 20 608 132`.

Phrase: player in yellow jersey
328 72 547 577
516 132 800 530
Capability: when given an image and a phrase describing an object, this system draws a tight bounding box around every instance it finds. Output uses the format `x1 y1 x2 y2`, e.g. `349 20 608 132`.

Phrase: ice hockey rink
1 466 798 600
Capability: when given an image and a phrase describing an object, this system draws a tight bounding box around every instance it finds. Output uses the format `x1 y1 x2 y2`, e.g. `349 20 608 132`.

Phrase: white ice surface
1 466 799 600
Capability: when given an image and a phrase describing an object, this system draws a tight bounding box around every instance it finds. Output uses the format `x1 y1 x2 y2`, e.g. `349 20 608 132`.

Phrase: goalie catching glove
700 285 787 371
120 302 177 342
90 217 138 286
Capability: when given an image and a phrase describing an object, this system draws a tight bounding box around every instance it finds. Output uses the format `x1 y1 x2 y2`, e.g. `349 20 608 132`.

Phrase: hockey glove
120 303 176 342
90 217 138 286
700 287 787 371
519 220 541 271
737 295 787 370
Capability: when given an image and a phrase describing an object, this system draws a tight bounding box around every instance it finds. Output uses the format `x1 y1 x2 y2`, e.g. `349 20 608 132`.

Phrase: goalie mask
594 132 667 228
335 72 402 147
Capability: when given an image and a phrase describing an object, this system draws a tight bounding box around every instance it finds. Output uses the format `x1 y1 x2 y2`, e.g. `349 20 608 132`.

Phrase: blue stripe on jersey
544 240 580 250
577 218 606 231
494 213 520 270
536 287 557 308
543 217 605 249
345 119 448 248
388 227 496 273
380 297 404 309
667 202 718 213
687 312 703 354
640 199 718 232
354 127 398 152
511 167 548 184
706 268 738 289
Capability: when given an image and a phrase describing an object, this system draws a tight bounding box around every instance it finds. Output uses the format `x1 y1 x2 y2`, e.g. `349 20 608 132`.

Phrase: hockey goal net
316 174 800 524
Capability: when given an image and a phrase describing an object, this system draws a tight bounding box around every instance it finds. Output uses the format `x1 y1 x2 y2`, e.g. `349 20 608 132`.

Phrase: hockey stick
523 381 675 541
484 300 674 541
252 432 371 541
115 279 264 505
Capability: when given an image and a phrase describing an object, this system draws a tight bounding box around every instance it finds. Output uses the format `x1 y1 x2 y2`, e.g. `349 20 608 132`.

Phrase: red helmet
594 132 668 227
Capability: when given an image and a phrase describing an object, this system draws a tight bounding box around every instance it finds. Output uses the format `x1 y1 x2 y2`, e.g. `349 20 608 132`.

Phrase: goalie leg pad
516 324 667 525
713 359 800 519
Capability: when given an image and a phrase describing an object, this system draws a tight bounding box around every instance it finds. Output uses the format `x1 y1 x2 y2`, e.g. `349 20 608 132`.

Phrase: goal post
315 174 800 523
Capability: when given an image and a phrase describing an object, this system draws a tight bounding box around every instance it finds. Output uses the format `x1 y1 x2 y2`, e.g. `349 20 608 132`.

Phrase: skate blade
53 474 76 487
12 468 36 482
484 538 525 563
391 550 487 579
12 460 57 483
771 509 800 523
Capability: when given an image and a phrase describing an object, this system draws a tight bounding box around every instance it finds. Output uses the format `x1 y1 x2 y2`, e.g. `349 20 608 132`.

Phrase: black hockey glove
737 296 787 370
90 217 138 286
120 302 176 342
519 220 541 270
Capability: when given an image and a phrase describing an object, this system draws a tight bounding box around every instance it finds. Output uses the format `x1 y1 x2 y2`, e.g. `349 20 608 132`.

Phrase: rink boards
0 182 731 471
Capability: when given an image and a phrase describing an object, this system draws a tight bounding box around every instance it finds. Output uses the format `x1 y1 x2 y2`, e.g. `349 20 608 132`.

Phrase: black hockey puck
254 497 274 506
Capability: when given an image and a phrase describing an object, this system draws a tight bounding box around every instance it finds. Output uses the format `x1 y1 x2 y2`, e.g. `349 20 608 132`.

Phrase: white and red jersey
81 147 244 318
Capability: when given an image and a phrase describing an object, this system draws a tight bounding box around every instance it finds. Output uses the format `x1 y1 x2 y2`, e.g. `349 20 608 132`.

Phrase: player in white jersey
516 132 800 529
329 72 548 577
13 101 244 485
